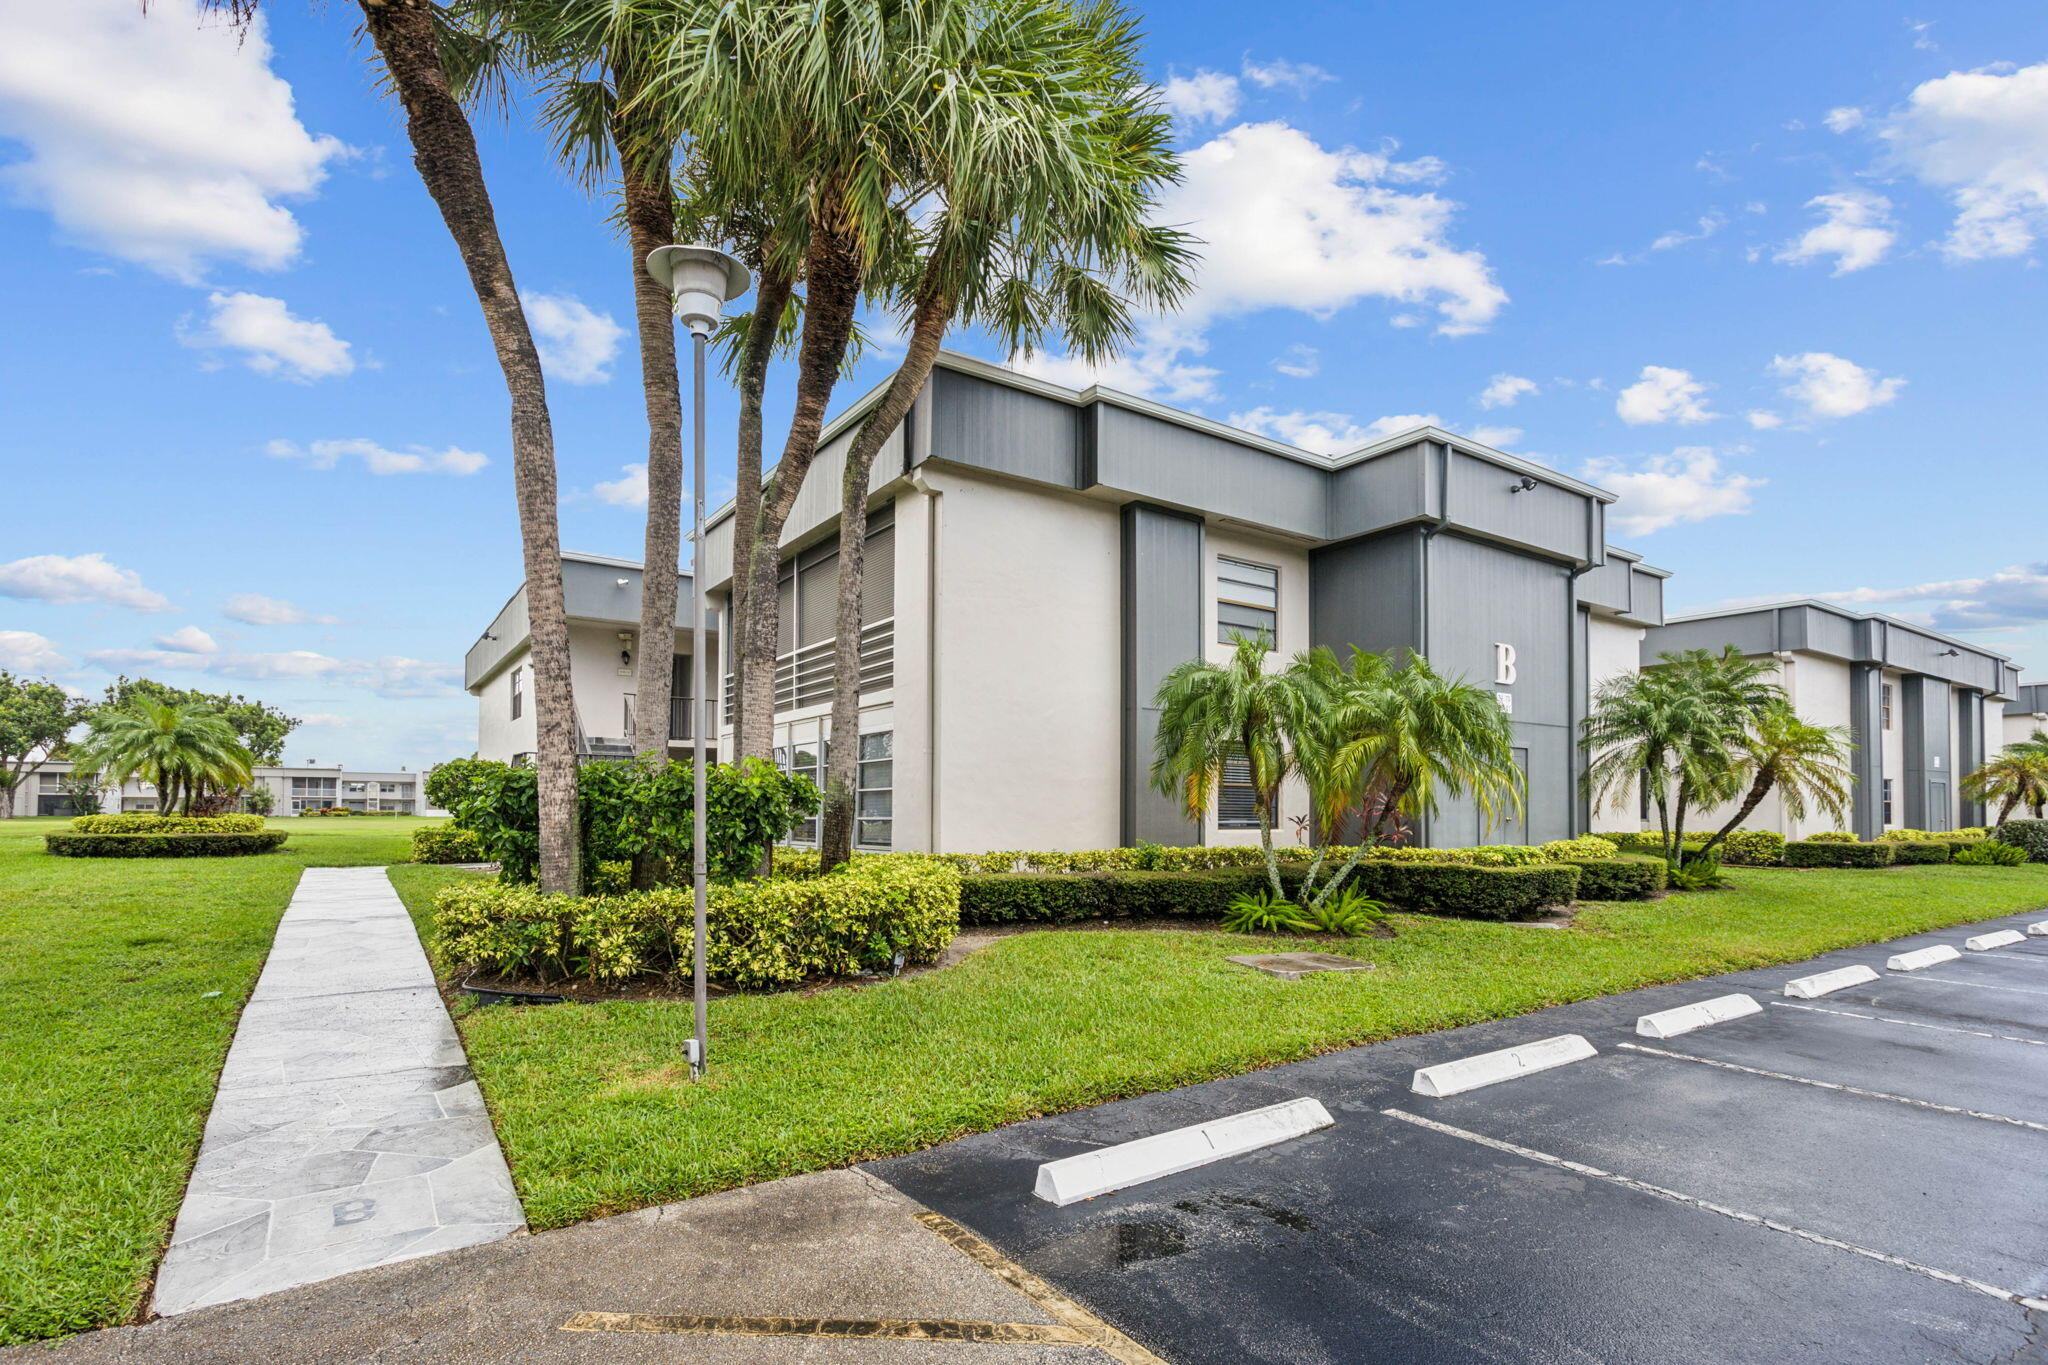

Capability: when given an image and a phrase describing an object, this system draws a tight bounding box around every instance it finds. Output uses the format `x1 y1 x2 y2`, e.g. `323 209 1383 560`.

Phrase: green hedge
412 826 488 864
1887 839 1952 865
45 831 288 858
1564 856 1668 900
1805 831 1859 844
1993 819 2048 863
432 856 960 990
1882 828 1984 845
1604 828 1786 865
1350 861 1579 920
1785 839 1897 868
958 868 1294 925
1540 836 1622 861
68 812 264 834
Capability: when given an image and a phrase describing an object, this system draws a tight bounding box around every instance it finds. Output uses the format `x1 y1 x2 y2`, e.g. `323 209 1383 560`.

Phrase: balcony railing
722 618 895 724
669 695 692 742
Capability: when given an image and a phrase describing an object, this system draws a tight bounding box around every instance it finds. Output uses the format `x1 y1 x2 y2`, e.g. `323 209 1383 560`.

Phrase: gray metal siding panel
1442 449 1594 563
1848 663 1885 839
1425 534 1575 846
1094 406 1327 538
1576 556 1632 613
1901 675 1954 830
1122 505 1204 845
1626 568 1665 626
928 367 1081 488
1958 690 1986 825
1328 443 1430 541
1309 530 1425 664
1644 613 1779 660
1798 606 1855 658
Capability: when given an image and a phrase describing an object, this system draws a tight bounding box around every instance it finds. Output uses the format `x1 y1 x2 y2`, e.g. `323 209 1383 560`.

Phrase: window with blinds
1217 557 1278 647
1218 751 1259 828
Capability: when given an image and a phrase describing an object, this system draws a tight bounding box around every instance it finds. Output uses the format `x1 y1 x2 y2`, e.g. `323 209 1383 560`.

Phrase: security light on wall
1510 476 1538 493
1937 648 1961 657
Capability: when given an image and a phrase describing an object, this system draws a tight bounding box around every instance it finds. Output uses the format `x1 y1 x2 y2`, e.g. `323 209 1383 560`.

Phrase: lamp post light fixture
646 243 749 1081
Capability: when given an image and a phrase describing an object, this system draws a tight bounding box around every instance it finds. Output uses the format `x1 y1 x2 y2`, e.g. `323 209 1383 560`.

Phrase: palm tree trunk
1695 769 1774 863
818 289 952 867
617 107 683 763
357 0 580 893
736 220 863 777
730 269 794 763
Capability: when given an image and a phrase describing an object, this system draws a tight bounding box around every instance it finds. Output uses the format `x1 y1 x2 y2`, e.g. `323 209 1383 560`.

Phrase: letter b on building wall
1494 642 1517 686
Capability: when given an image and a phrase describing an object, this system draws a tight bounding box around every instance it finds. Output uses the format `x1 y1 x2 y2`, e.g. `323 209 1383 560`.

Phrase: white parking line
1895 974 2048 999
1381 1108 2048 1312
1767 1000 2048 1048
1615 1042 2048 1133
1964 950 2048 970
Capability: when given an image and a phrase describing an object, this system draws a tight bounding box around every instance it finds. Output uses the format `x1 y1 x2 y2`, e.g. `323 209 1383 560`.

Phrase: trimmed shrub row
412 826 488 864
45 831 288 858
1353 861 1581 919
1785 839 1896 868
1564 856 1669 900
1994 819 2048 863
1603 828 1787 866
432 856 960 990
1888 840 1952 866
69 812 264 834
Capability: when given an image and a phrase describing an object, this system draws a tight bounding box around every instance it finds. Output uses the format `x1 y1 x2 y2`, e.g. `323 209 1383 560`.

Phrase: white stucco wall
2003 710 2047 753
474 644 536 763
925 467 1123 852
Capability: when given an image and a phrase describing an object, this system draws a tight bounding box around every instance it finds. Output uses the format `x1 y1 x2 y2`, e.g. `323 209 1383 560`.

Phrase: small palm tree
1694 699 1853 861
1583 647 1782 867
1296 649 1523 909
1151 636 1327 899
76 701 253 816
1964 747 2048 825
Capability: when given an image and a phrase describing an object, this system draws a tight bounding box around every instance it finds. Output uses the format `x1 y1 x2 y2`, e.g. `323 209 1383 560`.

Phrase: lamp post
646 244 749 1080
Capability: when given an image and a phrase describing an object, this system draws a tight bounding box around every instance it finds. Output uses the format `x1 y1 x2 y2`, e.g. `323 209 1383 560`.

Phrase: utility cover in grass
1227 952 1377 980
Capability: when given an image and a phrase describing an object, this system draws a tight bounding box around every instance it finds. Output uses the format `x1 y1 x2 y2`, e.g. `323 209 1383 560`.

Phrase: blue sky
2 0 2045 770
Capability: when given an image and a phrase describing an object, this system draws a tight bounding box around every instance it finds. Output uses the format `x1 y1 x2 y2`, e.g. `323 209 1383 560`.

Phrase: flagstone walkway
151 867 524 1316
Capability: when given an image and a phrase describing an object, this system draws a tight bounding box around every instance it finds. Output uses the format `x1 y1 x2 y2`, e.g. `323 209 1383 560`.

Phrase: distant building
6 760 435 819
2002 681 2048 753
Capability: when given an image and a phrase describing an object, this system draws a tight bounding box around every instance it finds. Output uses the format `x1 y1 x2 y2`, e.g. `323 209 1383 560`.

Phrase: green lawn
0 816 436 1346
387 861 2048 1232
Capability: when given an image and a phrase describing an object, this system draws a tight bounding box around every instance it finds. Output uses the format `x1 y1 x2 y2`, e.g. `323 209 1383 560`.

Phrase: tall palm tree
1964 747 2048 825
1583 647 1782 867
446 0 697 763
199 0 582 892
75 701 253 817
1151 635 1328 899
1295 648 1523 909
1694 699 1853 860
813 0 1195 867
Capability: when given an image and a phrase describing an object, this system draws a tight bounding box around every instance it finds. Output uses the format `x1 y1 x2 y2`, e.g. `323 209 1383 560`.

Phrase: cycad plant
75 701 253 817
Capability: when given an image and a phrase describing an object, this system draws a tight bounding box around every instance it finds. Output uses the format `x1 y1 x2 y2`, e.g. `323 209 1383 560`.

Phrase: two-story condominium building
467 351 2026 853
6 761 433 819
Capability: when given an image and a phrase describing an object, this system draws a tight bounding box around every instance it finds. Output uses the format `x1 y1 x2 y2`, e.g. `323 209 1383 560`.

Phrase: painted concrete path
151 867 524 1316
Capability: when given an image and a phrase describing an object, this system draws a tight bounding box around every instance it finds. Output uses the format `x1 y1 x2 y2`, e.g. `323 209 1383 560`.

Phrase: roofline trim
1663 598 2013 663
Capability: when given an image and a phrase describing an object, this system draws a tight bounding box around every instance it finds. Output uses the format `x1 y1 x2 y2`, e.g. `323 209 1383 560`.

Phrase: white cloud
1227 407 1457 456
152 625 217 654
266 437 488 476
223 592 337 627
182 291 354 381
83 643 461 698
0 552 170 611
0 0 347 282
1773 191 1896 274
0 630 69 672
1015 121 1503 399
1240 58 1334 96
1649 212 1725 252
1158 69 1241 125
1272 344 1319 378
1745 410 1783 429
1615 365 1716 425
525 292 623 385
1768 351 1904 419
1478 373 1537 409
593 462 650 508
1818 561 2048 630
1878 61 2048 261
1580 448 1762 536
1466 425 1523 449
1824 107 1866 134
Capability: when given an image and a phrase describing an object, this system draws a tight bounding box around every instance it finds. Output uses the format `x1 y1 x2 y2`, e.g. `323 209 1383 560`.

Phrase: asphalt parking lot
870 908 2048 1365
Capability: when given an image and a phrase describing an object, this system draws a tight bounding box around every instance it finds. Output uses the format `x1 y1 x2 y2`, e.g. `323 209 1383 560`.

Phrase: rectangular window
510 666 524 720
1882 777 1894 825
783 740 825 843
1216 558 1279 647
1218 750 1260 828
1881 683 1893 731
857 731 893 848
